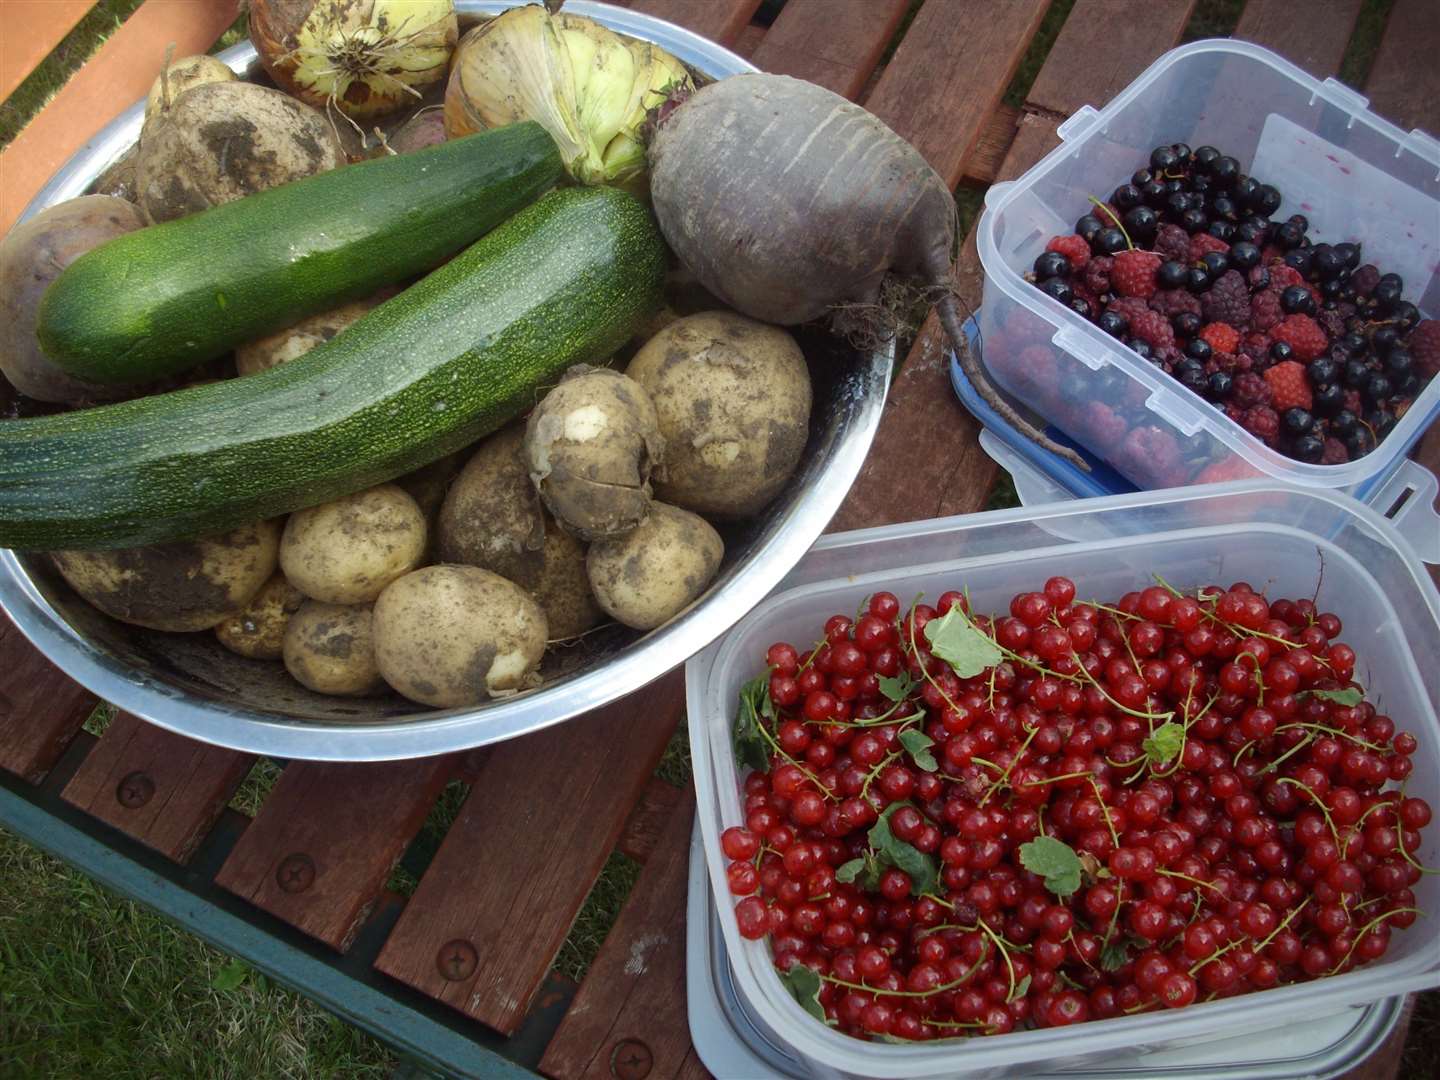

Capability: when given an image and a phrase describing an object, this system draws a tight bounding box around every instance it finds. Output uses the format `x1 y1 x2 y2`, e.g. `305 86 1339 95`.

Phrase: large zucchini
37 122 563 385
0 186 666 551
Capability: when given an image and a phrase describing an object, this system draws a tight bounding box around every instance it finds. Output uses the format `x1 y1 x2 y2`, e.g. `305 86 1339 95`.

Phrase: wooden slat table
2 2 1436 1078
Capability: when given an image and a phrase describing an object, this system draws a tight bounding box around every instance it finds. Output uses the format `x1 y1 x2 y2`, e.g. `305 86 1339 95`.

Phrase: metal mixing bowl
0 1 893 760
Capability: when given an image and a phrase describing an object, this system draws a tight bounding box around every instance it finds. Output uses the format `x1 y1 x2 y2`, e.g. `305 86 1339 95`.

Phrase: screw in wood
115 771 155 809
275 853 316 894
609 1038 653 1080
437 939 478 981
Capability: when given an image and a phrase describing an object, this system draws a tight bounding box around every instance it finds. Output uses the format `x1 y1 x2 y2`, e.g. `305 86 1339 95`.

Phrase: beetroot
648 73 1086 468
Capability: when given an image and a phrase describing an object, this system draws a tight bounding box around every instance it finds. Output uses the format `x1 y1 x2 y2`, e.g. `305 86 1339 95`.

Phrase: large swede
647 74 1085 468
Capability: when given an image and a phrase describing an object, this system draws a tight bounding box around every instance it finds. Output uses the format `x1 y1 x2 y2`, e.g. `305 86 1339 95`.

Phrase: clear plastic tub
974 40 1440 500
686 483 1440 1080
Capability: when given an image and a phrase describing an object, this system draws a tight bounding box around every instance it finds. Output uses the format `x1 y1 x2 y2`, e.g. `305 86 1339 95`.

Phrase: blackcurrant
1123 205 1159 244
1395 301 1421 331
1098 310 1129 337
1208 220 1236 242
1040 277 1074 304
1283 248 1314 277
1212 156 1240 186
1275 222 1306 250
1281 285 1314 314
1210 194 1239 221
1075 214 1104 244
1270 341 1294 362
1132 168 1155 187
1173 311 1202 337
1307 357 1339 385
1331 409 1358 436
1228 241 1261 270
1186 267 1211 293
1193 145 1221 172
1159 260 1189 289
1282 407 1315 436
1034 250 1071 279
1150 145 1179 172
1343 359 1371 387
1341 332 1368 356
1373 274 1403 309
1129 338 1153 359
1333 242 1361 269
1200 251 1229 277
1142 180 1169 208
1313 246 1346 280
1371 325 1400 354
1312 383 1344 417
1186 338 1213 361
1292 435 1325 463
1171 143 1192 165
1256 185 1283 216
1368 410 1398 439
1181 208 1209 234
1364 373 1393 402
1069 296 1092 319
1385 347 1413 377
1206 371 1234 400
1112 184 1142 210
1096 227 1128 254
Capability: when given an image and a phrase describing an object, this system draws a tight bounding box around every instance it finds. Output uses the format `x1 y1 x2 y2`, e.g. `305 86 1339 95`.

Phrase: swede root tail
934 292 1091 472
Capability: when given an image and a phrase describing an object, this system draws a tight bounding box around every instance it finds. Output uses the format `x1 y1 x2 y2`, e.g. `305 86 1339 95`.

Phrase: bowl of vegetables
0 0 908 760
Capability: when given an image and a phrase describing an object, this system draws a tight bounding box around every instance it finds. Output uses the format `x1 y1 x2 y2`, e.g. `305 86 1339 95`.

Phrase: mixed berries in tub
974 42 1440 493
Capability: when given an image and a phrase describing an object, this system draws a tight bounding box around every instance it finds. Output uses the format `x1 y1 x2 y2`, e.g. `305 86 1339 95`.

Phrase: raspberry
1198 323 1241 354
1321 438 1350 465
1224 403 1248 425
1267 264 1305 291
1242 405 1281 446
1409 319 1440 378
1080 401 1128 451
1318 308 1347 343
1196 458 1262 483
1263 360 1314 412
1272 315 1329 362
1350 264 1381 297
1107 296 1152 325
1211 351 1241 374
1116 426 1184 487
1201 270 1250 329
1250 290 1283 332
1113 250 1161 298
1046 234 1091 272
1150 289 1201 318
1008 344 1059 400
1233 372 1272 408
1083 255 1114 295
1155 224 1190 263
1188 233 1230 262
1129 309 1176 352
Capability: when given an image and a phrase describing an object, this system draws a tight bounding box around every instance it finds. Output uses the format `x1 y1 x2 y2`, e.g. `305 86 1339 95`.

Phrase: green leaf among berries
1018 835 1083 899
778 962 826 1023
923 607 1003 679
878 671 918 703
1006 972 1032 1003
899 727 938 772
868 803 940 897
836 852 883 892
734 672 774 774
1100 934 1149 972
1298 686 1363 707
1142 721 1185 767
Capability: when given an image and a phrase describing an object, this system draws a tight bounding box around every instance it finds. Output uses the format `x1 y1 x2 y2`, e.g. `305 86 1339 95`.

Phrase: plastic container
947 318 1440 563
974 39 1440 500
684 818 1409 1080
686 483 1440 1079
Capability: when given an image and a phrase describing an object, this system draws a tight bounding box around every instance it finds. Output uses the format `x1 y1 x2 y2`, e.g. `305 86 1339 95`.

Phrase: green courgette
0 186 666 551
37 122 563 385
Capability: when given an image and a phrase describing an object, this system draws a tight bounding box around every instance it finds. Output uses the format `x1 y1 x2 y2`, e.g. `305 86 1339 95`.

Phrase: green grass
1339 0 1397 89
1003 0 1077 109
0 826 393 1080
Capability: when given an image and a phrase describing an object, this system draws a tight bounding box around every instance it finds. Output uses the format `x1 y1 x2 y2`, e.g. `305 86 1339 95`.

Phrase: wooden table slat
0 0 97 104
628 0 764 48
1361 0 1440 133
1026 0 1198 117
538 791 700 1080
863 0 1051 186
60 712 252 863
0 616 98 783
374 672 684 1035
749 0 912 101
214 756 455 951
0 0 242 235
615 775 683 864
1233 0 1363 77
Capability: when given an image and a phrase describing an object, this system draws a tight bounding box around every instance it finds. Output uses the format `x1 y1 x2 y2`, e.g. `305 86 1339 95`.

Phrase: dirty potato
586 502 723 630
144 53 237 123
524 365 664 541
214 573 306 660
438 425 602 638
282 600 385 696
235 294 385 375
626 311 811 519
0 196 147 404
52 520 280 632
373 565 547 707
136 81 344 223
280 484 427 605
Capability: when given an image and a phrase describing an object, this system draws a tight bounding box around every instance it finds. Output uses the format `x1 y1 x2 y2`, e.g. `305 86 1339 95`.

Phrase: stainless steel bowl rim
0 0 894 761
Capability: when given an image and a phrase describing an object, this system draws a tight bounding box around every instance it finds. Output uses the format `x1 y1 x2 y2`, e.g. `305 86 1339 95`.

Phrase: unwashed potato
586 502 722 630
282 600 384 696
144 54 237 124
136 81 345 223
236 295 384 375
384 108 447 155
90 144 139 202
396 450 466 521
0 196 147 404
280 484 427 605
437 426 602 638
524 365 664 541
373 565 547 707
215 573 306 660
52 520 280 632
626 311 811 519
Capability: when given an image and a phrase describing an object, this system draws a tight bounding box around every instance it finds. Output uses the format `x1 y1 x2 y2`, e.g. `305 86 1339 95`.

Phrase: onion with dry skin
250 0 458 122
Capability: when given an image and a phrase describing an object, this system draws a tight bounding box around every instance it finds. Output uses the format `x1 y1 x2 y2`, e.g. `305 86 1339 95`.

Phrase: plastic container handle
978 430 1077 506
1369 458 1440 564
